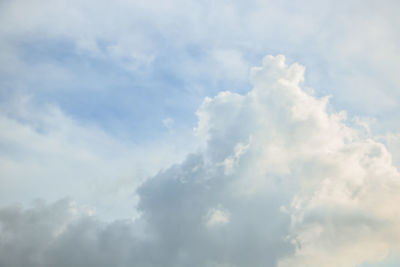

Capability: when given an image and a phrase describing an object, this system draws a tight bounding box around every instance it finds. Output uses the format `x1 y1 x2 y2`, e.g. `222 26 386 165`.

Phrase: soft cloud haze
1 1 400 266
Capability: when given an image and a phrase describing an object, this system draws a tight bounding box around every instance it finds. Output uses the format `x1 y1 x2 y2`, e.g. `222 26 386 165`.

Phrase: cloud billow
1 55 400 267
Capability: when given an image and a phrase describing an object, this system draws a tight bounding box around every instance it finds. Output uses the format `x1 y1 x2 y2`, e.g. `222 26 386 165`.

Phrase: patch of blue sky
2 38 198 139
4 36 258 141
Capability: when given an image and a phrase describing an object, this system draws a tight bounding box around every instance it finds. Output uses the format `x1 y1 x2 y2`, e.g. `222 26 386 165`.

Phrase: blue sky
1 0 400 266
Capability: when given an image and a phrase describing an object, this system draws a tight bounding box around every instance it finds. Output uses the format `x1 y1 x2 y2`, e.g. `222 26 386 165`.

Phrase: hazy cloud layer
1 56 400 267
0 94 195 219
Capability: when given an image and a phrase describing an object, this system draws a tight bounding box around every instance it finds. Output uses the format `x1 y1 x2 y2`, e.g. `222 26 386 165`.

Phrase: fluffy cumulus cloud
1 56 400 267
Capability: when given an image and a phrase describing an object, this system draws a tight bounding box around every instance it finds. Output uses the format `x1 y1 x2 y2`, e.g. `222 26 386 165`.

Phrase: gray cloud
0 154 292 267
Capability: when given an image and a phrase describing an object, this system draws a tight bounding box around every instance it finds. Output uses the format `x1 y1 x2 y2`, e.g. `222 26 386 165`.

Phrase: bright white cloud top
1 1 400 267
1 55 400 267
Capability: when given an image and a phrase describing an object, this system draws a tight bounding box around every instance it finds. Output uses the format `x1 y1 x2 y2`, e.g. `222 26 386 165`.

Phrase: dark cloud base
0 154 293 267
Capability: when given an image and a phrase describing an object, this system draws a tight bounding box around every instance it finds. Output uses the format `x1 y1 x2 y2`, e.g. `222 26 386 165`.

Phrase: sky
1 0 400 266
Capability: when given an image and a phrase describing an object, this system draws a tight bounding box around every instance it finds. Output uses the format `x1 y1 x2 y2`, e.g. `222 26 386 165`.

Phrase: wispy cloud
0 93 195 219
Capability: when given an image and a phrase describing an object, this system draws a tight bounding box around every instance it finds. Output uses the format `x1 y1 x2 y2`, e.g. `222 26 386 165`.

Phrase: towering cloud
1 55 400 267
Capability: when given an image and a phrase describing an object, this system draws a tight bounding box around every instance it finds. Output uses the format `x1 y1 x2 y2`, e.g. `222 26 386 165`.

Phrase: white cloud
2 55 400 267
141 54 400 267
205 207 230 227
